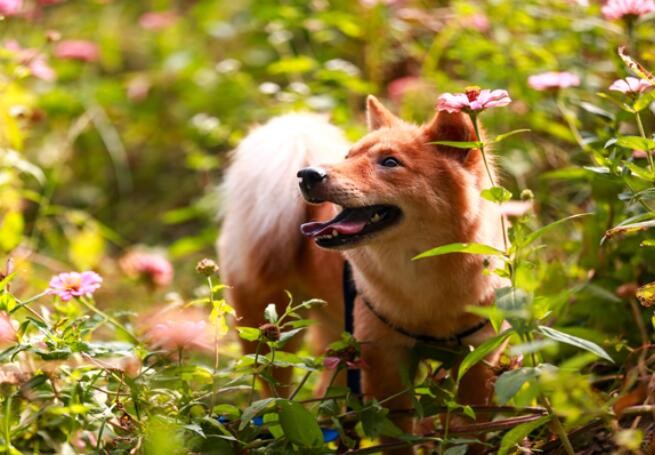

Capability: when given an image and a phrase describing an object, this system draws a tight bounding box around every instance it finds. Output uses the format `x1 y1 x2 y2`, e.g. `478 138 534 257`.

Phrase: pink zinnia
462 13 491 32
143 309 211 352
119 250 173 288
601 0 655 19
387 76 422 103
609 76 653 94
4 40 55 81
437 87 512 114
28 56 56 81
323 356 366 370
0 0 21 16
54 40 99 62
47 271 102 302
528 72 580 91
139 11 178 30
0 313 17 345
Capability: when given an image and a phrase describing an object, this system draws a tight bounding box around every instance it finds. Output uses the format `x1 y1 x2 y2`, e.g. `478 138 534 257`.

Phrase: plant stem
542 396 575 455
79 297 139 345
208 276 219 411
635 111 655 174
289 370 312 400
556 95 589 153
3 395 13 452
249 341 262 405
522 334 574 454
470 114 509 251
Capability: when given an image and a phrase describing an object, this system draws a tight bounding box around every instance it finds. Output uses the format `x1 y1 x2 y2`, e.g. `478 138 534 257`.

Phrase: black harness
342 261 490 394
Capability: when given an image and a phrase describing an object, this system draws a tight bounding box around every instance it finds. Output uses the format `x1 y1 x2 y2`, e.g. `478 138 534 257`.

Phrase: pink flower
360 0 403 7
602 0 655 19
142 309 211 352
437 87 512 113
462 13 490 32
323 356 341 369
54 40 99 62
500 200 533 217
0 313 17 345
387 76 421 103
4 40 56 81
127 75 151 101
323 356 366 370
0 0 21 16
119 250 173 288
48 271 102 301
528 72 580 91
632 149 653 158
609 76 653 94
29 56 56 81
139 11 178 30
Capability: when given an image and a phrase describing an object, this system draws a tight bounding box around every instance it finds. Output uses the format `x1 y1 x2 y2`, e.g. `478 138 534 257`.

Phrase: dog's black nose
297 166 327 193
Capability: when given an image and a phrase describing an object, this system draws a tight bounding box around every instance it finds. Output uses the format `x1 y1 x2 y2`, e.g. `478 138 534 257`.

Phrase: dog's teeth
331 229 338 237
371 213 382 223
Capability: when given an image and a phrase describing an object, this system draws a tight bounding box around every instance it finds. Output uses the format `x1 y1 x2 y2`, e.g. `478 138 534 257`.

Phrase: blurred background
2 0 654 340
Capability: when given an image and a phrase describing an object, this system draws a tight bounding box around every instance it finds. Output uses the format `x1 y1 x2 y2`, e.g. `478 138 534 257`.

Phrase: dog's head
299 95 490 250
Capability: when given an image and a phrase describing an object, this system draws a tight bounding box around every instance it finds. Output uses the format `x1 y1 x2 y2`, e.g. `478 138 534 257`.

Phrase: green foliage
1 0 655 452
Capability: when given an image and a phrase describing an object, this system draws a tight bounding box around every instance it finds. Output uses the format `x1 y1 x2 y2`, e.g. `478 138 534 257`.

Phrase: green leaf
212 404 240 419
493 129 531 143
413 242 506 261
0 211 23 252
458 330 513 381
278 400 324 448
498 415 551 455
634 89 655 112
481 186 512 203
520 213 591 247
432 140 483 149
625 162 655 182
240 398 276 430
444 445 469 455
495 367 538 404
616 136 655 151
578 102 614 121
264 303 278 323
604 219 655 241
538 326 613 362
68 226 105 270
236 327 261 342
268 56 317 75
637 282 655 307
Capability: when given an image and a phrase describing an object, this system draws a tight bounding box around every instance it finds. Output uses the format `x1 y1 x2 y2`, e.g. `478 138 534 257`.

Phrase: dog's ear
422 111 479 161
366 95 400 131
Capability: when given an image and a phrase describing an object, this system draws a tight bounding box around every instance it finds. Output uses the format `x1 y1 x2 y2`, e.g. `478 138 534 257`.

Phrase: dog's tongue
300 219 367 237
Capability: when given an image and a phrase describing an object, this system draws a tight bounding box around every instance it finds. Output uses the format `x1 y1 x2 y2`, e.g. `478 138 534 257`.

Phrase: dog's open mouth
300 205 402 248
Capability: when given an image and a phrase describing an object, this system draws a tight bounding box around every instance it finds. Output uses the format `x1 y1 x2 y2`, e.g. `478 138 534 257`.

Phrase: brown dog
219 98 507 451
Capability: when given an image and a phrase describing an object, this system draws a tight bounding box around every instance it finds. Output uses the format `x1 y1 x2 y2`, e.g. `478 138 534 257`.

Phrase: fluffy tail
218 113 349 285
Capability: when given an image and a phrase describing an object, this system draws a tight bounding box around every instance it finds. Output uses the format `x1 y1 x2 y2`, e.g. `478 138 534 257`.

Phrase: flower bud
520 189 534 201
259 323 280 341
196 258 219 277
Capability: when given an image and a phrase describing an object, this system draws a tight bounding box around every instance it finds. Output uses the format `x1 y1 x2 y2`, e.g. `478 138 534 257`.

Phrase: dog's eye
380 157 401 168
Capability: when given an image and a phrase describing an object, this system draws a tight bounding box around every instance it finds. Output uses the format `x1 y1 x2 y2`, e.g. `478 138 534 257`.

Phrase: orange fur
219 99 508 453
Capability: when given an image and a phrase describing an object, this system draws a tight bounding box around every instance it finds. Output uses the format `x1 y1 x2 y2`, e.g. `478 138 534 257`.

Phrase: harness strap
342 261 361 395
362 298 490 347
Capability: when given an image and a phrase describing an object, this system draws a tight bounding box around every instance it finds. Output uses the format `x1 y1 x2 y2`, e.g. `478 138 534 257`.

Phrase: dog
218 97 507 452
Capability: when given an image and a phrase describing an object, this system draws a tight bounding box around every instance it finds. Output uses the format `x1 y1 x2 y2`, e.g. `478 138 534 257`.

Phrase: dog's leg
356 299 415 455
450 347 503 454
227 284 303 397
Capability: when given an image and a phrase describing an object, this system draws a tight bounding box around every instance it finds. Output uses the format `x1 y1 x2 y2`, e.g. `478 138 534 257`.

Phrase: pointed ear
366 95 400 131
423 111 477 143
